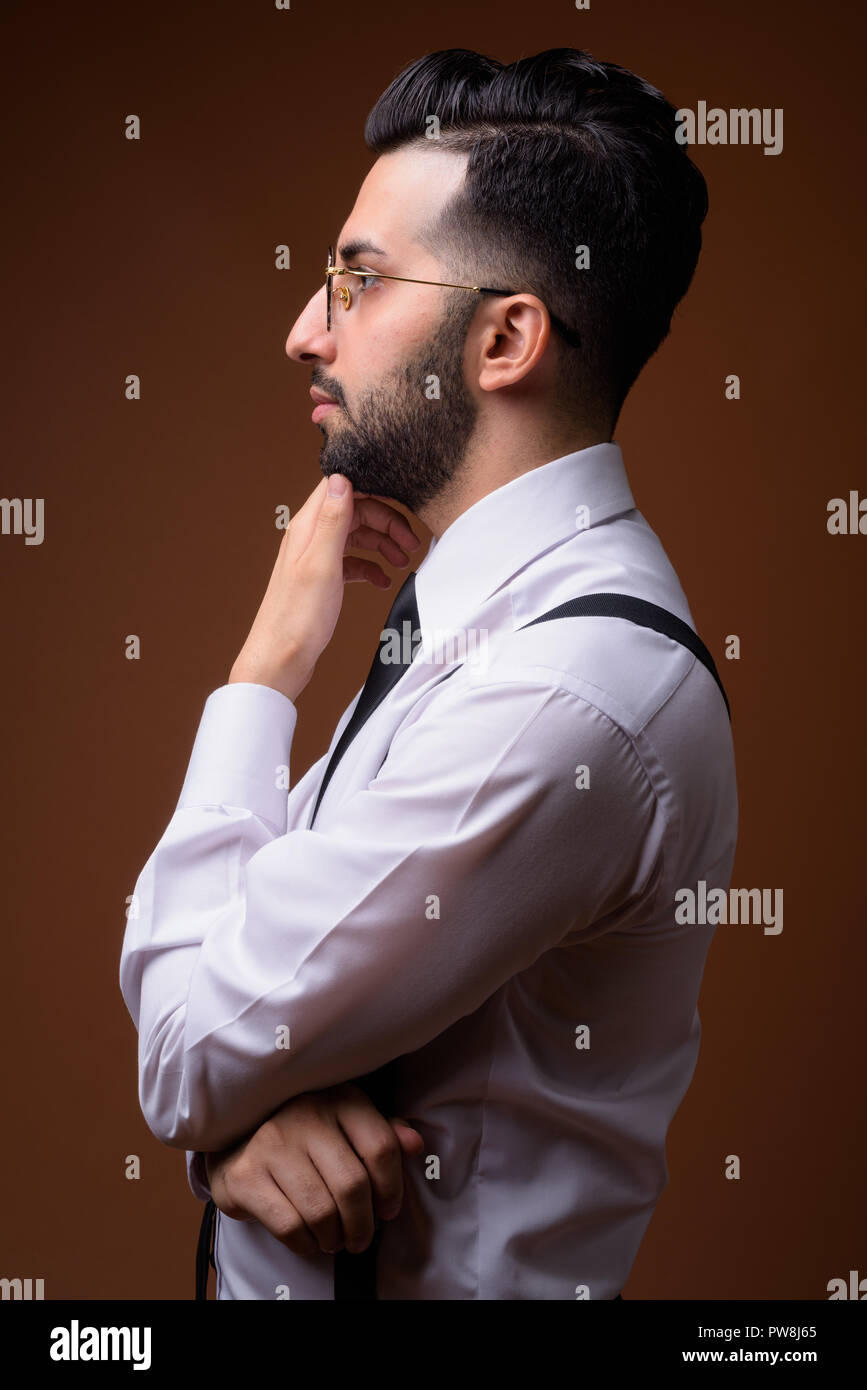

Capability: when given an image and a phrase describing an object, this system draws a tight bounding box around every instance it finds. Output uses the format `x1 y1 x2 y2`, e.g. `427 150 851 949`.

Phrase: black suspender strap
195 1198 217 1301
518 591 730 720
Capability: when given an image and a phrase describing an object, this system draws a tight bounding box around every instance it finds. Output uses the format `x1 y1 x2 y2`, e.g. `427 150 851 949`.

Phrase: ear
475 295 553 393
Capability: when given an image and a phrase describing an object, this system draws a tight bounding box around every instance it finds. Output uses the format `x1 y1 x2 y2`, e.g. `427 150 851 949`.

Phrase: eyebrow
337 237 388 262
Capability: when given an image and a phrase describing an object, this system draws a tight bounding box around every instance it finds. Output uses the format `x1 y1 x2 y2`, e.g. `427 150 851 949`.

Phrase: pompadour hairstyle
365 48 708 428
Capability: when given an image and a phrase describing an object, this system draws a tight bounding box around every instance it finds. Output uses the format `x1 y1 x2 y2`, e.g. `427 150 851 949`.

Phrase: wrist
228 654 314 703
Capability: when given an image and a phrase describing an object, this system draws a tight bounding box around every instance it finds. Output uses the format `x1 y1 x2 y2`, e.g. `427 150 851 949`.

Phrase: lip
312 403 339 423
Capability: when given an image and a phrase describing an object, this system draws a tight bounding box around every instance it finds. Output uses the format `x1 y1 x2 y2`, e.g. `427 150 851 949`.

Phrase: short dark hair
365 47 708 428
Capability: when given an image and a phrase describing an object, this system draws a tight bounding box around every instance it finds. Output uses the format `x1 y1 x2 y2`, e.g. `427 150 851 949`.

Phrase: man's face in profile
285 146 481 512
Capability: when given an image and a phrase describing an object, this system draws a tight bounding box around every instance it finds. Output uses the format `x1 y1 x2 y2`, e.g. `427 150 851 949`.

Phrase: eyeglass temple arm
481 288 581 348
326 266 580 346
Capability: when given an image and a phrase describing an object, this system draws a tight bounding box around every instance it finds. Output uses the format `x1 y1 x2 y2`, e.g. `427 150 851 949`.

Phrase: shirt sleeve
119 674 663 1154
186 1148 211 1203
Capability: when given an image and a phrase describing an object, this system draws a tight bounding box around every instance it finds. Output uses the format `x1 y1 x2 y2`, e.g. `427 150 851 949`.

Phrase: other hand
204 1082 425 1256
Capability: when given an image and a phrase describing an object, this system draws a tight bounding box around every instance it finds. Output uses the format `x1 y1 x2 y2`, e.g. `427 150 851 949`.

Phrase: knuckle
336 1171 370 1204
295 1172 329 1207
369 1130 400 1163
255 1118 282 1146
226 1151 257 1183
224 1158 259 1200
269 1099 314 1137
271 1212 307 1247
304 1197 338 1231
274 1098 305 1126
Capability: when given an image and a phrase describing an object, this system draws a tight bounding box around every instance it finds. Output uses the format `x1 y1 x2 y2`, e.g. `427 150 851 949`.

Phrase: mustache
311 373 345 409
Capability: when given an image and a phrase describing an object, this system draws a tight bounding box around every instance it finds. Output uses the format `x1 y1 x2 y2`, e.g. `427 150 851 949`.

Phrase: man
120 46 737 1300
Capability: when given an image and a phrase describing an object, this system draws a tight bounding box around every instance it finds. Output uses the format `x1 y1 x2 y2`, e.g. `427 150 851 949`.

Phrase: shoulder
468 610 719 742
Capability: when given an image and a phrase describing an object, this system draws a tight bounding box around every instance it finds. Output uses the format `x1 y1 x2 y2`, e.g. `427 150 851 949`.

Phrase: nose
285 283 335 364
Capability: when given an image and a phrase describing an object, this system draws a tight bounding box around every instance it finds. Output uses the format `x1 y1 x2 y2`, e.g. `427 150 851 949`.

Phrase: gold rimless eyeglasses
325 245 581 348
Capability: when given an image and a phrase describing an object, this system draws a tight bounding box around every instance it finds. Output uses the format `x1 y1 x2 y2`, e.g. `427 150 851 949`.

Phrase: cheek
397 287 444 345
342 290 442 388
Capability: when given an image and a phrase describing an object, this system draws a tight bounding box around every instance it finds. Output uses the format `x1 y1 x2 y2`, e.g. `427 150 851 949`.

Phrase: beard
313 294 479 512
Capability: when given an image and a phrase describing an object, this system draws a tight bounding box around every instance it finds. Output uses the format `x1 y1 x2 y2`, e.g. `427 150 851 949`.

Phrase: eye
350 268 380 293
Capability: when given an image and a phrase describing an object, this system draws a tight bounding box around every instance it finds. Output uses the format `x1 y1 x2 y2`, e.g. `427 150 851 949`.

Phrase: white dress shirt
119 442 738 1300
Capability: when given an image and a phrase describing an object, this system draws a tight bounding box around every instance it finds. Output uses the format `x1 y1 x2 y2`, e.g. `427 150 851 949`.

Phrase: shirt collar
413 442 635 637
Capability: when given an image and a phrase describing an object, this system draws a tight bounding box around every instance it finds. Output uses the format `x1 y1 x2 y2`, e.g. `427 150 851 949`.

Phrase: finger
283 477 330 559
342 556 392 587
331 1100 408 1225
304 1134 379 1253
265 1151 347 1255
351 496 421 554
315 474 354 528
388 1118 426 1158
352 491 421 547
221 1165 321 1257
345 523 411 569
297 474 356 582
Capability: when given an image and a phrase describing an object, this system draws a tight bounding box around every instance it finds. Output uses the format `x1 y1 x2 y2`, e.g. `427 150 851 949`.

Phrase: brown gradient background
2 0 864 1301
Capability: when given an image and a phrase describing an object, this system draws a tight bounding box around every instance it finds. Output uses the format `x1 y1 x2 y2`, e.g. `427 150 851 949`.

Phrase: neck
417 411 612 540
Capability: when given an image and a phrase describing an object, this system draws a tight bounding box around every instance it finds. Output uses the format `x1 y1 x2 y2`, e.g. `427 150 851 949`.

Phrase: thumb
312 471 353 553
325 471 350 499
389 1116 425 1154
